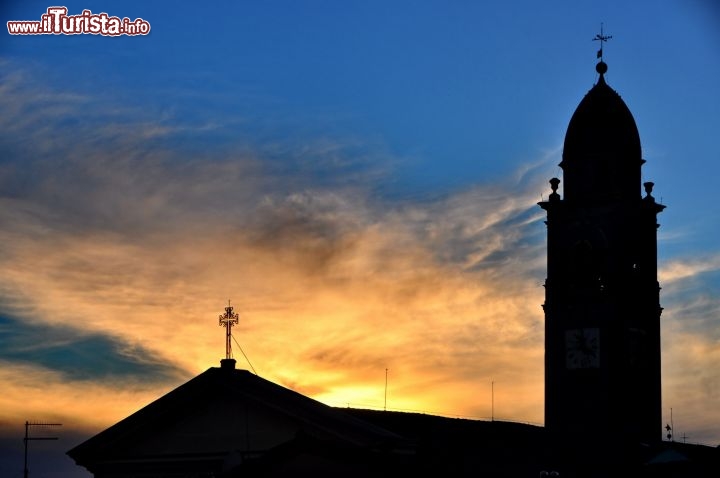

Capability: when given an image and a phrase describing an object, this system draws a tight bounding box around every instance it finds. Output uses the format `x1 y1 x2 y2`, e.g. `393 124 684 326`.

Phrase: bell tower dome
561 61 643 204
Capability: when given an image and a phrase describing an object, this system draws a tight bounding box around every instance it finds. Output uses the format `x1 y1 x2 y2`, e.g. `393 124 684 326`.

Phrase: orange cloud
0 137 549 432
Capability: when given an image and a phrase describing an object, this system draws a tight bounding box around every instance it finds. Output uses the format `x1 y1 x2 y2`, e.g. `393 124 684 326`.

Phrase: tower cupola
560 61 643 204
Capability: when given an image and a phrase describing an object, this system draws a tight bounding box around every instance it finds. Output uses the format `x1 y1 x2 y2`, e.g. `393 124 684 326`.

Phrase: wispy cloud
658 254 720 444
660 255 720 284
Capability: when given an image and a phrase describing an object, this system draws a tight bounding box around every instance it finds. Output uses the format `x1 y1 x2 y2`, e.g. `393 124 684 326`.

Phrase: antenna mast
491 381 495 422
24 421 61 478
219 301 239 360
384 368 388 411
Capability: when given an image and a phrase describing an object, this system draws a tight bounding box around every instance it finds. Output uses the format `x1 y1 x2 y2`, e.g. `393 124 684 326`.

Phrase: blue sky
1 1 719 476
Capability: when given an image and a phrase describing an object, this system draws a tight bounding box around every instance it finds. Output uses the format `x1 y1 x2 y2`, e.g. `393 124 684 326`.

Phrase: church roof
67 364 402 468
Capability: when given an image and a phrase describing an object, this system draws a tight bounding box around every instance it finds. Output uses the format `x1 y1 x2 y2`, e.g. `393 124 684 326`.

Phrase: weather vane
219 300 239 360
593 23 612 61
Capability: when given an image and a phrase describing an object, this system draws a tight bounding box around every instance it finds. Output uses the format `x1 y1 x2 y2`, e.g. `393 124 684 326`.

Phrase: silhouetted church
68 56 719 477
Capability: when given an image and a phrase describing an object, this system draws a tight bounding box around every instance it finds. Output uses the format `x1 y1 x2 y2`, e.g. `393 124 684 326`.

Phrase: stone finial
549 177 561 201
643 181 654 196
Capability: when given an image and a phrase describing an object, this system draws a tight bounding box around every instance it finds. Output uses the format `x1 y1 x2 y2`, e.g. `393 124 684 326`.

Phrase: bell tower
539 54 665 449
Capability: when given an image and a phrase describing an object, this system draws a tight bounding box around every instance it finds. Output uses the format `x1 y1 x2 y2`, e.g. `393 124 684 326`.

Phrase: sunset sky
1 1 720 476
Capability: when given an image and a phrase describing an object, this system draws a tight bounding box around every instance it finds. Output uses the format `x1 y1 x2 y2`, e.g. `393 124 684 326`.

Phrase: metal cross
219 301 239 359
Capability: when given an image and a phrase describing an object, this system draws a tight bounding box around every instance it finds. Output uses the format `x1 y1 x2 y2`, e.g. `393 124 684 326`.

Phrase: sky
1 0 719 476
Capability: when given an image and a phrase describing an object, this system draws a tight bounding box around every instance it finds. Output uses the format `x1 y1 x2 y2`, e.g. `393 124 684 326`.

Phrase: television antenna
23 421 62 478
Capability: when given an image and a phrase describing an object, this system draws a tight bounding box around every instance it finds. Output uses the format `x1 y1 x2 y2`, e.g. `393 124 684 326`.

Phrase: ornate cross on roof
219 301 239 359
593 23 612 61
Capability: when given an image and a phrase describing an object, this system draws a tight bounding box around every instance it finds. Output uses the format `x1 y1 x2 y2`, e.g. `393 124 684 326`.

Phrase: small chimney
220 358 236 370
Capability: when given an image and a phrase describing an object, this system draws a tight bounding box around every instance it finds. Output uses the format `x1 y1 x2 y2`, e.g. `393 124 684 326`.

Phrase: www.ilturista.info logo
7 7 150 36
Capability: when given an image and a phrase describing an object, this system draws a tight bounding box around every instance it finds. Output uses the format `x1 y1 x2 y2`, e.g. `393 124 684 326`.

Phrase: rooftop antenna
491 380 495 422
24 421 61 478
670 407 675 442
384 368 389 411
593 22 612 62
219 300 239 369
